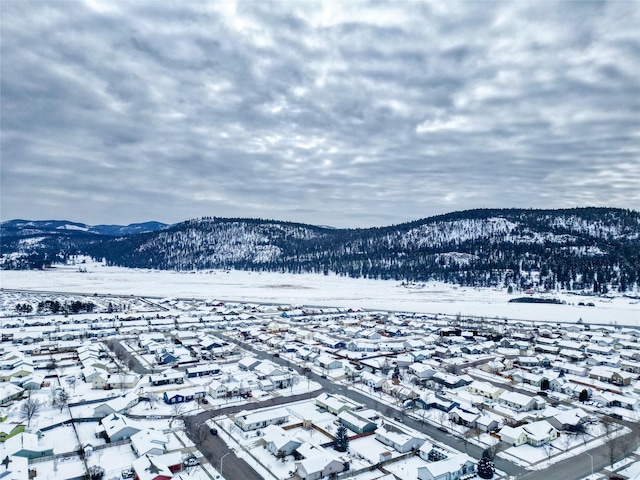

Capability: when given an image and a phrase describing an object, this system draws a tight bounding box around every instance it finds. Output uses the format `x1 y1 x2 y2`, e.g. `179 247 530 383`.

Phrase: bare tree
437 410 448 427
575 423 590 447
487 438 505 460
464 427 483 452
197 424 209 445
88 465 105 480
19 398 41 427
543 443 554 464
118 370 128 393
601 416 621 466
147 392 159 410
169 402 185 427
66 375 76 393
53 389 70 412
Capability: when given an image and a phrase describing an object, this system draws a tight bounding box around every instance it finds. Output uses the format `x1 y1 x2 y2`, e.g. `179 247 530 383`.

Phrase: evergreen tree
540 378 550 391
477 449 495 479
333 425 349 452
579 389 589 402
392 366 400 380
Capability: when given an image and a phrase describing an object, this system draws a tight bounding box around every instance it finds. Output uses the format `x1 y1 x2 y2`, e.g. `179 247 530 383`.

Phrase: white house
97 413 141 442
417 453 475 480
499 420 558 447
233 408 289 431
262 424 302 456
294 442 347 480
208 379 228 399
130 429 169 456
375 422 425 453
497 391 540 412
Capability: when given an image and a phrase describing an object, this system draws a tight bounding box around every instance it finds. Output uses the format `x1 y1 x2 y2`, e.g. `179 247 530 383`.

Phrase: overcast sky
2 1 639 228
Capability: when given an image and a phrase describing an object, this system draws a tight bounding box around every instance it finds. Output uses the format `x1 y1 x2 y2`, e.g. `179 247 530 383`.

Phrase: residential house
238 357 262 371
417 453 476 480
475 412 502 433
499 420 558 447
97 413 141 442
409 363 437 381
375 422 425 453
315 393 360 415
0 384 23 405
497 391 541 412
185 363 220 378
432 372 472 389
262 424 302 456
294 442 348 480
0 423 25 442
4 432 53 460
314 354 343 370
130 429 169 457
0 365 34 382
360 371 386 390
92 395 138 418
233 408 289 431
163 386 206 404
0 454 28 480
448 407 480 428
338 410 378 434
105 373 139 390
208 380 228 399
467 381 504 400
83 366 109 389
148 370 183 387
132 454 173 480
547 408 589 432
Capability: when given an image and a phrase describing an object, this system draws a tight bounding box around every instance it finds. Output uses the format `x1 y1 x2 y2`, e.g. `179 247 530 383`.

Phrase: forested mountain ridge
2 208 639 292
0 220 169 269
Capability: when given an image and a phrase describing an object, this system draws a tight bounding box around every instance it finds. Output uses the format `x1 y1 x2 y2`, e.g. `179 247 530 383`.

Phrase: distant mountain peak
2 208 638 294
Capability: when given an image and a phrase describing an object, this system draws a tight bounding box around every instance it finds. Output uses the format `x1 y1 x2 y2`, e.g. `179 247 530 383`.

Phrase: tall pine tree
333 425 349 452
477 449 495 479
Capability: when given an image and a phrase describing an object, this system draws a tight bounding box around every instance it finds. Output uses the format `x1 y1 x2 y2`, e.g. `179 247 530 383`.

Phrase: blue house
163 386 206 404
156 351 177 365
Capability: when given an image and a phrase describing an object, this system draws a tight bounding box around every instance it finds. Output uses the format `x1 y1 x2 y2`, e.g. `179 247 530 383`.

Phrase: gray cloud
1 0 638 228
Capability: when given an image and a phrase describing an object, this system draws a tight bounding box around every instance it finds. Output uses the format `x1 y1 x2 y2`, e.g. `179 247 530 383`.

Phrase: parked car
183 456 199 467
210 428 218 435
121 469 134 479
437 426 449 433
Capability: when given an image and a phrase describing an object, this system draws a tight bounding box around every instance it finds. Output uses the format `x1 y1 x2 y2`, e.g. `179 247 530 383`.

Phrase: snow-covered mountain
2 208 639 292
1 219 169 237
0 220 169 269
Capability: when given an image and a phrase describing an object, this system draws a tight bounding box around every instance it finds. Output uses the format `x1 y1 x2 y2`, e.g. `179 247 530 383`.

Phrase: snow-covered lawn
86 443 138 478
349 434 401 464
616 456 640 478
31 455 86 480
384 455 431 480
501 424 631 469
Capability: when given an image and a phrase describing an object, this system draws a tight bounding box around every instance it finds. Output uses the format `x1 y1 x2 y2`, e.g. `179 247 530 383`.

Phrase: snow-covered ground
2 259 639 326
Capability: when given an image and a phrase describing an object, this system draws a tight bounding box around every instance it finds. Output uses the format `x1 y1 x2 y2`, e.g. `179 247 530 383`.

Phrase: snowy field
2 260 639 326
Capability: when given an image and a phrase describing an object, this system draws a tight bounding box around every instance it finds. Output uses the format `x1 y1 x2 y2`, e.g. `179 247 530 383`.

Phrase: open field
2 259 639 326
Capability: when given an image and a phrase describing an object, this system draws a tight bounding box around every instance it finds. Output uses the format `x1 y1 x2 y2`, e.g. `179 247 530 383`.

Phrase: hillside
0 220 168 269
2 208 639 292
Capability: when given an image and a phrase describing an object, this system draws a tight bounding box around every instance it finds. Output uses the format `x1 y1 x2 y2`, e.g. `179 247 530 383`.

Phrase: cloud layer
2 1 639 227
